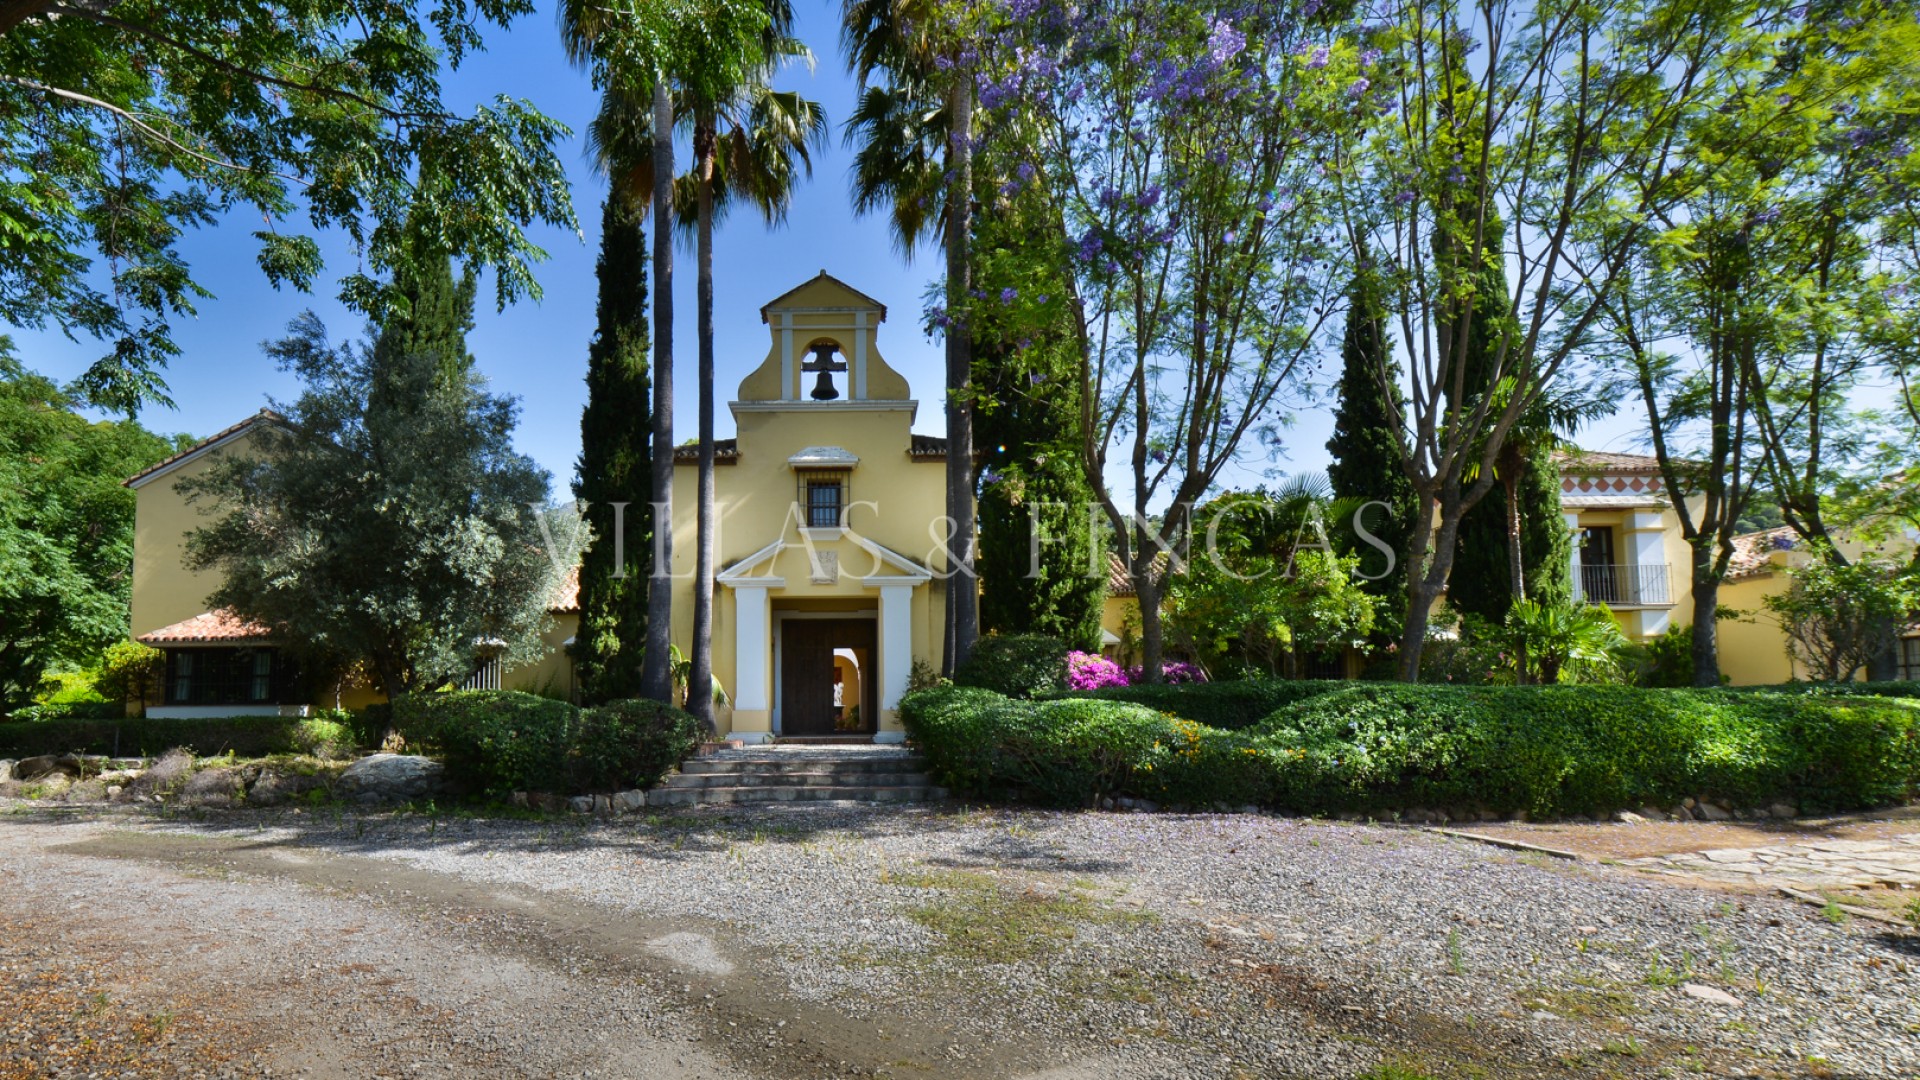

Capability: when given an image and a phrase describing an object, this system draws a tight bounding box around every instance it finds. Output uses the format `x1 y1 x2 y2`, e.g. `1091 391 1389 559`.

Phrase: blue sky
8 0 1647 499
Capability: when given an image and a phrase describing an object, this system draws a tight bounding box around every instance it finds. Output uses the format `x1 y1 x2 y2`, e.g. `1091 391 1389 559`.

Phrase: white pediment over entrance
715 532 932 588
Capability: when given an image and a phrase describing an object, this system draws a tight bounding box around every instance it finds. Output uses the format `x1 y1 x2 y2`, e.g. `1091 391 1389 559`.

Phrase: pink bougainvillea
1128 661 1208 685
1066 650 1130 690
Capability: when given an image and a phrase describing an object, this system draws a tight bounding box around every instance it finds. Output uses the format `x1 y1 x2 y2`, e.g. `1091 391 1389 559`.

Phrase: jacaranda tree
975 1 1370 681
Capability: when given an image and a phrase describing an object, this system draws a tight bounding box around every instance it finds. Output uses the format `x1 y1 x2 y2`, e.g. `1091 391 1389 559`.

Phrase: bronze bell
809 366 840 401
805 342 845 401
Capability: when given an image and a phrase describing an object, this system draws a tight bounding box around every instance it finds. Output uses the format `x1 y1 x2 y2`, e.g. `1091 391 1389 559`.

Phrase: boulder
1612 810 1648 825
247 769 330 807
63 779 109 803
130 749 195 799
1767 802 1798 820
29 774 73 799
1696 802 1732 822
15 754 83 782
178 767 243 808
613 789 646 813
568 796 594 815
336 754 446 804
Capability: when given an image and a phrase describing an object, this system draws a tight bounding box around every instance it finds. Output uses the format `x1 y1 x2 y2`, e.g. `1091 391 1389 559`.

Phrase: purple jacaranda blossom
1307 45 1330 69
1396 190 1416 204
1001 286 1019 303
1205 17 1247 67
1028 370 1046 385
1359 47 1382 67
1777 93 1793 106
1017 337 1033 350
1347 77 1370 98
1077 229 1104 262
1150 448 1168 464
1037 294 1050 305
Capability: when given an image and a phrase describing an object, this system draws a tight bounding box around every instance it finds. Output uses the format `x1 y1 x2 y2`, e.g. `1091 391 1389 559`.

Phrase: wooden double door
779 618 877 737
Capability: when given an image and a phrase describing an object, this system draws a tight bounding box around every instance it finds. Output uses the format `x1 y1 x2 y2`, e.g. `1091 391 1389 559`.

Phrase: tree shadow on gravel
1870 930 1920 957
5 799 1132 867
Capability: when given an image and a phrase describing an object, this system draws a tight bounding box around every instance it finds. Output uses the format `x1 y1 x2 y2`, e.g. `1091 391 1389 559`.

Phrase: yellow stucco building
121 277 1914 728
124 274 1118 737
1558 449 1919 684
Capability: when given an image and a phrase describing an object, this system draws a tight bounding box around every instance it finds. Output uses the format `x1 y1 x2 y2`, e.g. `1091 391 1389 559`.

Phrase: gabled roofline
759 270 888 322
125 409 284 489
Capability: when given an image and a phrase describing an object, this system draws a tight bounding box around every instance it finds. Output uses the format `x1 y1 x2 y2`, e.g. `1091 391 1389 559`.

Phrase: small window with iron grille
797 470 847 529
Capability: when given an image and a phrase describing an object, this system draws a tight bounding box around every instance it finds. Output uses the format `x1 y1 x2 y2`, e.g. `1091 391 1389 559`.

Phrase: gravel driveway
2 801 1915 1079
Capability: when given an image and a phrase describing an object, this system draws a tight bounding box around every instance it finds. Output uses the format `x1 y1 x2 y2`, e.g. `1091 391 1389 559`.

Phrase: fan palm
842 0 978 672
562 2 822 718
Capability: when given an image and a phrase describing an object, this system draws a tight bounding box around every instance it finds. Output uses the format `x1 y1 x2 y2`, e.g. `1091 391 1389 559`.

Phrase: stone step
680 757 925 776
646 784 948 807
661 770 931 790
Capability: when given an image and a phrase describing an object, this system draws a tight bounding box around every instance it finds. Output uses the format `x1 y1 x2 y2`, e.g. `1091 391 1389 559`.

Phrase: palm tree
559 9 681 706
562 4 822 719
842 0 979 673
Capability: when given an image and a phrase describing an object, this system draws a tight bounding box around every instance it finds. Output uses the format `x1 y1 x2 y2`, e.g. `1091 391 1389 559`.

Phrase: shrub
290 717 357 760
1054 679 1345 730
568 699 702 793
900 685 1270 807
1065 651 1128 690
953 634 1069 698
902 683 1920 817
394 690 701 798
0 711 365 758
398 690 578 798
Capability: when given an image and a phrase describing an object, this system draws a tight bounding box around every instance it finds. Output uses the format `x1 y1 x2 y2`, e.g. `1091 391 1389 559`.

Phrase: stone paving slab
1621 832 1920 891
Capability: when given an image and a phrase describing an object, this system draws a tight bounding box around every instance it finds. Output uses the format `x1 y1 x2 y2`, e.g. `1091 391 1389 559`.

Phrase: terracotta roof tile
1727 527 1797 582
137 610 275 645
1554 448 1665 473
672 438 739 463
124 409 284 488
549 565 581 613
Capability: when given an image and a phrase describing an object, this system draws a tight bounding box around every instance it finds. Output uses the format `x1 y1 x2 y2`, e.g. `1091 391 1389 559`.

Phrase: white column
780 313 795 400
1564 511 1584 601
733 586 770 712
880 584 914 711
854 311 869 400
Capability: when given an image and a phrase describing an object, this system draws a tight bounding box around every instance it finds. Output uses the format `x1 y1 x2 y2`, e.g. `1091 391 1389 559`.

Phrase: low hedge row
392 690 700 798
900 683 1920 817
0 713 364 760
1051 680 1347 730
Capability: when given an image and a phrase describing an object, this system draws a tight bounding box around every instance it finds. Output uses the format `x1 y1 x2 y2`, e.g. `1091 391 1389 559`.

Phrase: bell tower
734 270 912 408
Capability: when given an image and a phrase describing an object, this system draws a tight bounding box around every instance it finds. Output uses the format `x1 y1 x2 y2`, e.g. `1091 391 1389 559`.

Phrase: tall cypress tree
373 250 478 380
571 196 653 703
1326 263 1416 623
976 335 1105 651
1447 223 1571 625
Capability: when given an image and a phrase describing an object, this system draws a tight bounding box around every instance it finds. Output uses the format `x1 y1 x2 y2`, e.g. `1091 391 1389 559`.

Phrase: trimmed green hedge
954 634 1069 698
1052 679 1347 730
901 683 1920 816
392 690 700 798
0 713 365 760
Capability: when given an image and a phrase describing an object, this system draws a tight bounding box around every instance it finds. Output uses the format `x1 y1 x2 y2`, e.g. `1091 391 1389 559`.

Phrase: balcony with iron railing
1578 563 1673 607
